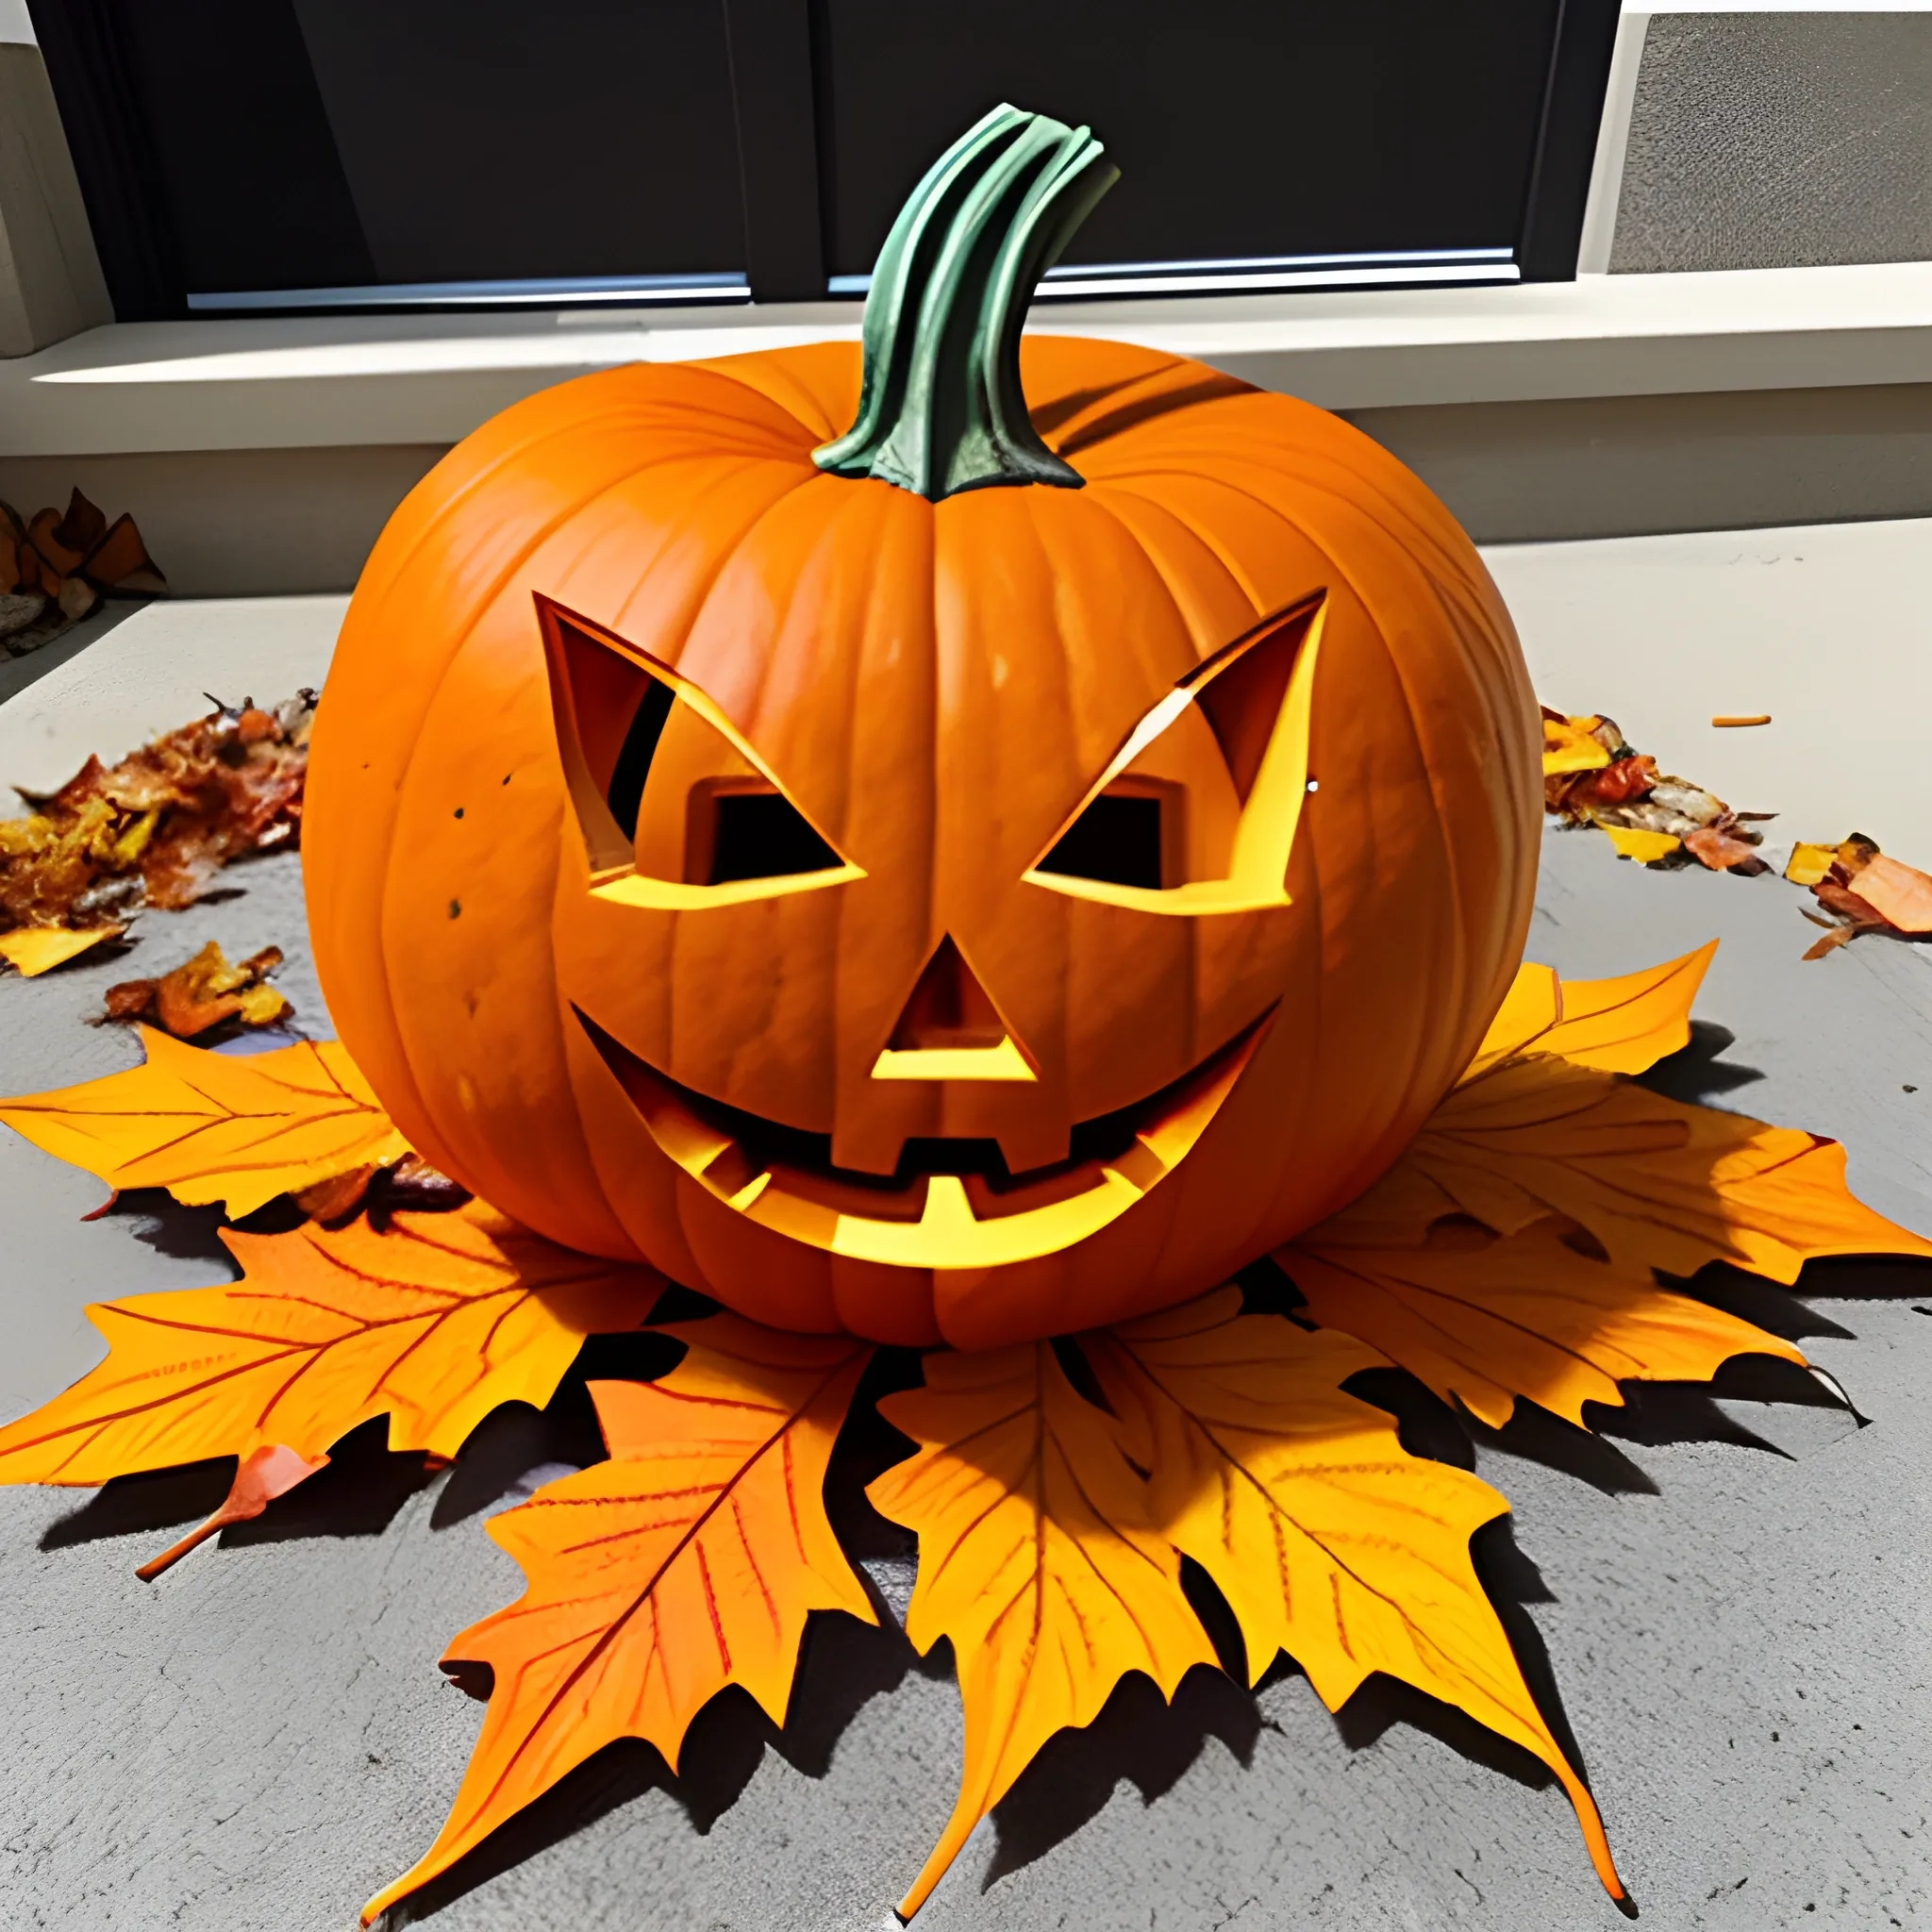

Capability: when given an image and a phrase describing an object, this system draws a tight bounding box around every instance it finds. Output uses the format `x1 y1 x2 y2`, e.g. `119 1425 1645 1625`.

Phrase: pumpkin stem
813 105 1118 501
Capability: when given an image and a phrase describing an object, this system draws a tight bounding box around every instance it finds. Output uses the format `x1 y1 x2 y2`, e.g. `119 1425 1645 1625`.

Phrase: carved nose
871 936 1035 1082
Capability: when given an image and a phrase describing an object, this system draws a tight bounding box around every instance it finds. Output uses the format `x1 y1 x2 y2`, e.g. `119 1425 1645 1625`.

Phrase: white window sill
5 259 1932 458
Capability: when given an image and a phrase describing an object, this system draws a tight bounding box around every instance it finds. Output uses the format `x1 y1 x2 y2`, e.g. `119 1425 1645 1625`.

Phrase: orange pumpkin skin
304 333 1540 1350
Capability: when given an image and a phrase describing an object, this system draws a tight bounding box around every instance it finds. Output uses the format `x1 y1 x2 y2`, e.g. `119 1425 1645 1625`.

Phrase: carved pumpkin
305 108 1541 1350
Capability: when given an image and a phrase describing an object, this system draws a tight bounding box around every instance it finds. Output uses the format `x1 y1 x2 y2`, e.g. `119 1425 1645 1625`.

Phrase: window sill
6 260 1932 459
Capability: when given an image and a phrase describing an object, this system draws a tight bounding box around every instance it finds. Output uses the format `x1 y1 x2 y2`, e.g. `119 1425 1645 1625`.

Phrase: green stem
813 105 1119 501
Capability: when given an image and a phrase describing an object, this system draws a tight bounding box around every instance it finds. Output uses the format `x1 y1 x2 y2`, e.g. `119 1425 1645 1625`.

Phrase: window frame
27 0 1621 322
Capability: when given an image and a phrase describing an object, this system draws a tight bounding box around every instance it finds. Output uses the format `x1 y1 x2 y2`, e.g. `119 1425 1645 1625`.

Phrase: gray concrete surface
3 578 1932 1931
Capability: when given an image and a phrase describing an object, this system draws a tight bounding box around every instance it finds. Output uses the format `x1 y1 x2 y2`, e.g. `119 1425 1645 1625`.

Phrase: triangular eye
1029 594 1324 913
538 596 858 906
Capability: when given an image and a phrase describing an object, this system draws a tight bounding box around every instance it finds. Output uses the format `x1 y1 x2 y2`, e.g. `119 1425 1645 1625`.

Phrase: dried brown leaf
1683 824 1768 874
103 941 289 1039
1844 852 1932 933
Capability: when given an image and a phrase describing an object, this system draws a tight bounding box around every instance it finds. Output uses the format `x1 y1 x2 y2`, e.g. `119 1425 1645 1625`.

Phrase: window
29 0 1620 319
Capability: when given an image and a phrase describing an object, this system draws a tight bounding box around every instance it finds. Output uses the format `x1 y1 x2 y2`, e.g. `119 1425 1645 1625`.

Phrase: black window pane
291 0 745 285
112 0 375 294
813 0 1560 277
110 0 747 297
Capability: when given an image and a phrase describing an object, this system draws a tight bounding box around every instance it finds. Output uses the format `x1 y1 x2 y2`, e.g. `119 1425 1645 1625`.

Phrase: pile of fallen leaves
0 691 315 973
1543 704 1932 960
2 949 1927 1924
0 489 165 658
1541 708 1774 872
1788 834 1932 958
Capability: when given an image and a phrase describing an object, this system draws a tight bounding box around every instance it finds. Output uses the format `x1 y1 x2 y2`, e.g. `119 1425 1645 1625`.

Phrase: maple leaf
1286 1221 1803 1429
1286 944 1928 1425
363 1315 874 1924
1085 1288 1626 1904
0 1025 409 1215
0 1201 656 1509
867 1341 1220 1918
0 924 123 976
1394 1052 1932 1290
1462 942 1715 1082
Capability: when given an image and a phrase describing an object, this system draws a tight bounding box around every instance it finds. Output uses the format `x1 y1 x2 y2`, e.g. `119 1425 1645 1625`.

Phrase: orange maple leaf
1288 944 1930 1425
10 940 1930 1924
363 1314 874 1924
1288 1221 1803 1429
0 1026 409 1215
1461 941 1717 1079
0 924 124 977
1086 1287 1626 1905
0 1203 658 1570
867 1341 1220 1918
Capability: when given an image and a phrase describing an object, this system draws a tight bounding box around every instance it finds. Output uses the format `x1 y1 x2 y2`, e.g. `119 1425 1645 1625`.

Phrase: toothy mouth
576 1007 1274 1270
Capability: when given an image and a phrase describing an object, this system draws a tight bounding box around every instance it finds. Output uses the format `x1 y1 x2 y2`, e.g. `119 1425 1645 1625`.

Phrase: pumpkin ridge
1079 484 1264 659
1104 458 1523 1148
1220 442 1488 602
1091 475 1278 617
1088 405 1494 602
1364 572 1535 1108
377 666 634 1251
364 451 826 1234
310 412 765 1160
686 342 865 447
591 453 829 655
1102 459 1456 627
730 476 916 761
1045 482 1227 692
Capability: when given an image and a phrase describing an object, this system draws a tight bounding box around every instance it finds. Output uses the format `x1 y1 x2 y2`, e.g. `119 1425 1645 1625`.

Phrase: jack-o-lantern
305 107 1540 1350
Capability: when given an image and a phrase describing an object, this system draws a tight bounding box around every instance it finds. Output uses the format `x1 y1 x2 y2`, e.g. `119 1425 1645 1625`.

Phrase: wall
1613 10 1932 274
9 8 1932 586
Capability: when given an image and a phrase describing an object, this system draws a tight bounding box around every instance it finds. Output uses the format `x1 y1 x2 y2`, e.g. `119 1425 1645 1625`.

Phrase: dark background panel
27 0 186 318
289 0 747 285
811 0 1561 275
108 0 375 296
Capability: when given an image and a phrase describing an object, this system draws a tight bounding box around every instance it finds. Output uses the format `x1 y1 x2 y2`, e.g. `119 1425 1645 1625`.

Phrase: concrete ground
2 525 1930 1931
